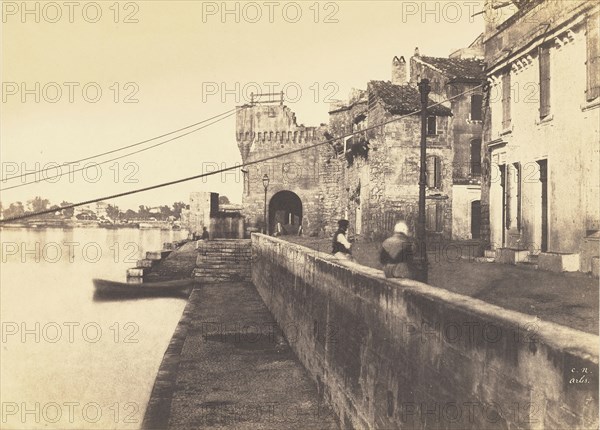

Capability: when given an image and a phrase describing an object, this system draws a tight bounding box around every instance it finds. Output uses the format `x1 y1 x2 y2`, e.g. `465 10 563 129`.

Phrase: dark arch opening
269 191 302 235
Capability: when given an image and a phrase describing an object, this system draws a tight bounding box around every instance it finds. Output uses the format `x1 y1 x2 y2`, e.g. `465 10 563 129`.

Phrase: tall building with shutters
409 41 486 240
481 0 600 274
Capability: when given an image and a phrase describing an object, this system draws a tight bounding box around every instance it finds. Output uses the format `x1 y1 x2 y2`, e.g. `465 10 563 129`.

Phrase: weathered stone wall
370 104 454 240
252 234 599 430
208 215 245 239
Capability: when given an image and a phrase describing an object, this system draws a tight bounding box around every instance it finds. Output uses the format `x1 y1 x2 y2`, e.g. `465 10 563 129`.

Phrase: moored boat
93 278 195 296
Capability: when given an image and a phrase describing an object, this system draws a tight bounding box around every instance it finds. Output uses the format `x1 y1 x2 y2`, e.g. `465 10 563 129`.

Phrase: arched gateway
269 191 302 235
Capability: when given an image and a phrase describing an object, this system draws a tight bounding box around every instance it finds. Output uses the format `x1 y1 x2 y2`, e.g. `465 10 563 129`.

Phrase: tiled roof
418 56 485 82
368 81 452 116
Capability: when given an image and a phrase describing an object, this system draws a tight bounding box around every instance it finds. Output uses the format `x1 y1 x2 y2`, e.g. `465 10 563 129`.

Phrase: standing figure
380 221 417 279
332 219 353 260
201 226 210 240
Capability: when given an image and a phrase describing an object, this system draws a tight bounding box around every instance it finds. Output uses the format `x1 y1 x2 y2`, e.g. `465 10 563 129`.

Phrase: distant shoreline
0 220 184 230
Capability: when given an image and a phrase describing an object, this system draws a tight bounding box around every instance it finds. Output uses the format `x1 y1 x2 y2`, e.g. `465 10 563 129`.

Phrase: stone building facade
481 0 599 273
409 42 485 240
328 58 454 240
236 101 332 236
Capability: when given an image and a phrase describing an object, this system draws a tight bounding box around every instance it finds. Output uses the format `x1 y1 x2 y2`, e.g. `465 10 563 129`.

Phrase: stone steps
124 244 183 282
193 239 252 283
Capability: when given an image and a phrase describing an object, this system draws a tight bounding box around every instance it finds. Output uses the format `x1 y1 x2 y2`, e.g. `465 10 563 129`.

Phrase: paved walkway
282 236 599 335
143 281 338 430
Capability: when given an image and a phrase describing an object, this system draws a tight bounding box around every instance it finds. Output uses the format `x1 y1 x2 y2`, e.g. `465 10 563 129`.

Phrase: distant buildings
73 201 108 220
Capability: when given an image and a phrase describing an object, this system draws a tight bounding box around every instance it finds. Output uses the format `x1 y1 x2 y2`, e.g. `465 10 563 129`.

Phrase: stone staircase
127 250 173 280
125 240 195 282
192 239 252 283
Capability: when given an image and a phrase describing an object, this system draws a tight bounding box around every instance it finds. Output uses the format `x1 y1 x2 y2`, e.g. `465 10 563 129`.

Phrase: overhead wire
1 110 237 191
1 107 239 183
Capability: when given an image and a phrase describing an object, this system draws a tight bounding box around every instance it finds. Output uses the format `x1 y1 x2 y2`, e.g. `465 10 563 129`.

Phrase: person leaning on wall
380 221 418 279
332 219 354 260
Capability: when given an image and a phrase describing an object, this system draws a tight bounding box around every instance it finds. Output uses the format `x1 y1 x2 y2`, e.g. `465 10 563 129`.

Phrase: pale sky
1 0 487 210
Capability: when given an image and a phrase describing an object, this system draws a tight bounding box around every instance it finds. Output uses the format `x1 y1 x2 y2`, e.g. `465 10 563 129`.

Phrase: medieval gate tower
236 94 336 237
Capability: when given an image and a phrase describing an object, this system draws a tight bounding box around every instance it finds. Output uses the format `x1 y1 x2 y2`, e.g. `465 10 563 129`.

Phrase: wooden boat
93 278 195 296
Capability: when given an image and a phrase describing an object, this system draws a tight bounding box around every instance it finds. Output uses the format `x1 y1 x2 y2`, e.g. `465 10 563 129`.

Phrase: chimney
392 56 407 85
414 47 420 57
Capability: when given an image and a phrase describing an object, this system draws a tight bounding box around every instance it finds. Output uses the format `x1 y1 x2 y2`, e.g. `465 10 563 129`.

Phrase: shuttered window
539 45 551 118
587 12 600 101
470 139 482 176
426 203 443 232
471 94 483 120
436 203 443 232
501 71 511 129
426 156 442 189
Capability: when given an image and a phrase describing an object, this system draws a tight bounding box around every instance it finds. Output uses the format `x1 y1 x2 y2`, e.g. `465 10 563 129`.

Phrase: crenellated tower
236 96 334 236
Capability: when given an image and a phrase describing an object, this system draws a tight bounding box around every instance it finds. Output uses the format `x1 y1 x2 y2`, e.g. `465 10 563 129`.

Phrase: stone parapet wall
251 233 599 430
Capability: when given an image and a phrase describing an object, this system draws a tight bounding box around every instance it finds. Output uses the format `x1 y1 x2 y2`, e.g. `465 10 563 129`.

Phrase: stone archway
269 191 302 235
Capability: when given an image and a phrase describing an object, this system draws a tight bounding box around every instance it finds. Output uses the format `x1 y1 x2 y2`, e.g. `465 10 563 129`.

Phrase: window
471 94 483 121
426 202 443 232
427 116 437 135
539 45 551 118
502 71 512 129
587 12 600 101
426 156 442 188
470 139 482 176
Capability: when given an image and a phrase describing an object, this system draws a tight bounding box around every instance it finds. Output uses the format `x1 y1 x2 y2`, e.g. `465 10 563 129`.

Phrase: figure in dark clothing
332 219 353 260
380 221 417 279
201 227 209 240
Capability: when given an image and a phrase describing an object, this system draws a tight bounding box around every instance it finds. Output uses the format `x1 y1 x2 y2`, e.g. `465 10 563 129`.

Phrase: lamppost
416 78 431 283
262 174 270 234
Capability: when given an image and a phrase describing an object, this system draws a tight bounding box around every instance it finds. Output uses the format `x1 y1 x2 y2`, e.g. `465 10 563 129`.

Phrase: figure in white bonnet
380 220 417 279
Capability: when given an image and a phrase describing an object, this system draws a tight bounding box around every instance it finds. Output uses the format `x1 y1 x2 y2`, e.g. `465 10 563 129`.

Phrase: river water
0 227 190 429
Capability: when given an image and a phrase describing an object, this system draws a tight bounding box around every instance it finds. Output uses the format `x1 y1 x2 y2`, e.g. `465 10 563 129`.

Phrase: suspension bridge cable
1 107 239 182
1 110 237 191
0 84 483 223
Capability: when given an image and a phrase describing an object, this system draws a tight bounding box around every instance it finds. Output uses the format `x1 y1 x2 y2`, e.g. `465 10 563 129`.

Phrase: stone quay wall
251 233 599 430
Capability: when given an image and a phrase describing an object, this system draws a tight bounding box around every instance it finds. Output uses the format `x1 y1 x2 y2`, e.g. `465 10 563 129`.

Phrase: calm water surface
1 227 190 429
